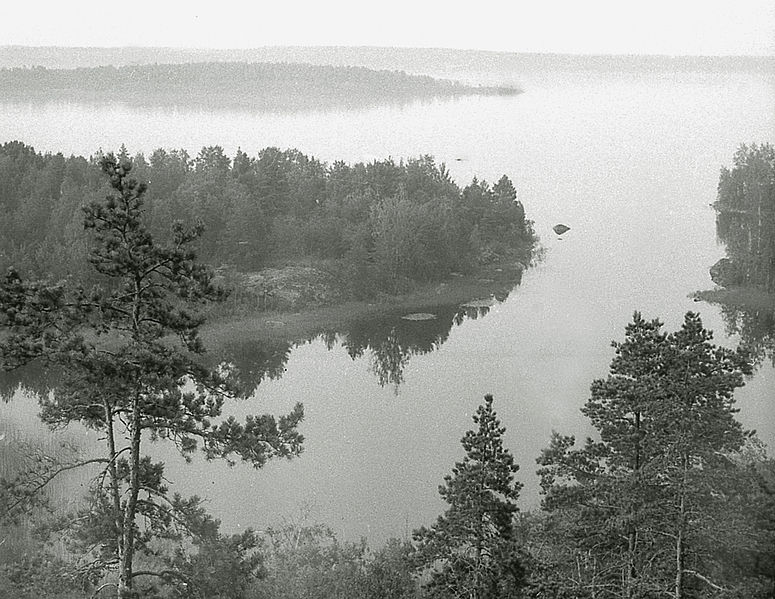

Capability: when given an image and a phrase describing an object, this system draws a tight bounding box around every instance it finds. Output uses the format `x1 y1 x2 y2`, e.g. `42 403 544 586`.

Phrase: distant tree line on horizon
0 141 534 300
0 62 521 110
1 45 772 74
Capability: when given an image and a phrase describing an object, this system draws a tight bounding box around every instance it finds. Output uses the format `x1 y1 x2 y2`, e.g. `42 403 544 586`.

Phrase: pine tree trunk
117 279 145 597
626 411 642 599
626 531 636 599
118 398 142 598
675 525 684 599
104 401 125 598
674 455 688 599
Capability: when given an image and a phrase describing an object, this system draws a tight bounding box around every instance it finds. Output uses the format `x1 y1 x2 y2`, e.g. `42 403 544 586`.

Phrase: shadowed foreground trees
535 312 769 599
0 156 303 598
2 307 774 598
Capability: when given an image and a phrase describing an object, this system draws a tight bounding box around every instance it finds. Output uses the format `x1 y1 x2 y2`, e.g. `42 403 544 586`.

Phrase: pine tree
0 155 303 598
413 394 525 599
537 312 753 599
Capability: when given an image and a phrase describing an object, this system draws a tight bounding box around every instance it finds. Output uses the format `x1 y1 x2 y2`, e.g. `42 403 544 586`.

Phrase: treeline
0 141 534 299
0 62 521 110
2 45 772 74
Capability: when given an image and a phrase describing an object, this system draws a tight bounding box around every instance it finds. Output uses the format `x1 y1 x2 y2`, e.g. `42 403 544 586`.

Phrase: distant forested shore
0 141 535 308
1 45 773 75
0 62 521 110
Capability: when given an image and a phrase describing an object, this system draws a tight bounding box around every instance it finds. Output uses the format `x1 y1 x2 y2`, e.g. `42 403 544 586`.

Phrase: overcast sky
2 0 774 56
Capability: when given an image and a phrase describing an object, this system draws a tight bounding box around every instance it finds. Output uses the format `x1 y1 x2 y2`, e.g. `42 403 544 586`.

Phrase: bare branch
90 582 118 599
683 569 728 592
4 457 110 514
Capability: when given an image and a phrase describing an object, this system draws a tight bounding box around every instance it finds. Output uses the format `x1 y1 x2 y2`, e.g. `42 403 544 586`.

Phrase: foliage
413 394 526 599
254 519 417 599
0 155 303 597
0 551 87 599
0 143 535 301
536 311 759 598
0 436 83 595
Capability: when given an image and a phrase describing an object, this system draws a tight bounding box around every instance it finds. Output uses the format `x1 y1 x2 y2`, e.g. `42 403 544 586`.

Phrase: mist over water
1 61 774 544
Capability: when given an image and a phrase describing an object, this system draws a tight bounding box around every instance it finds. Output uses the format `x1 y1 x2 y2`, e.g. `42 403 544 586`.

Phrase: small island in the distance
0 61 523 111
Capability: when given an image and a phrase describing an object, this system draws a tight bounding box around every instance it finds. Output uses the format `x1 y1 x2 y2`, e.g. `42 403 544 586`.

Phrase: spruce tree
413 394 525 599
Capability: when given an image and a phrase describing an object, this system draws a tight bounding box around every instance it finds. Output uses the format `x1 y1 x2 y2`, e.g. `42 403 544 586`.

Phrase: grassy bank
202 259 527 349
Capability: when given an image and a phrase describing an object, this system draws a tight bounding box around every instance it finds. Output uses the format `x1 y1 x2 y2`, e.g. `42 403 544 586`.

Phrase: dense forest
0 62 520 110
0 141 534 304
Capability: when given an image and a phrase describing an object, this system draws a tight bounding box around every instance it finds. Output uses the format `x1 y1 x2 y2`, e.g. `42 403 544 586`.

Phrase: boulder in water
709 258 745 288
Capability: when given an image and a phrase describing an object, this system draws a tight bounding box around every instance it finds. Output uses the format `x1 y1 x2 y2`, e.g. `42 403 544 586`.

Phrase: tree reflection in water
0 362 61 403
208 297 508 396
2 273 522 401
700 143 775 367
717 303 775 367
344 302 498 390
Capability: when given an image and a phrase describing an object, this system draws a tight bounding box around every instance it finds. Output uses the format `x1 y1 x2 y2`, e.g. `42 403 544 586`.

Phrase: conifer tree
0 155 303 598
537 312 752 599
413 394 525 599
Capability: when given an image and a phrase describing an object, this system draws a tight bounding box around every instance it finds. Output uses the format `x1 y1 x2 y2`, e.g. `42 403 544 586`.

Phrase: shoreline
694 287 775 313
202 259 527 349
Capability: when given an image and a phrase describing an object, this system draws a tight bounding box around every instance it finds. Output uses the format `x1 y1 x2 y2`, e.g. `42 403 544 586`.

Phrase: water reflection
205 292 512 397
698 144 775 367
2 267 523 415
0 361 60 403
715 303 775 367
2 93 469 119
213 338 296 397
342 303 493 389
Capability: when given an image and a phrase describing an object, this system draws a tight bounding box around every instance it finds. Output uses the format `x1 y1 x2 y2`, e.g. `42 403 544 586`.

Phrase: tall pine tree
0 155 303 598
413 394 525 599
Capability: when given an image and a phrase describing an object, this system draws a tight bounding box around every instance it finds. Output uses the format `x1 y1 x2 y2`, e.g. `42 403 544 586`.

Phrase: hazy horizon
1 44 774 59
3 1 774 56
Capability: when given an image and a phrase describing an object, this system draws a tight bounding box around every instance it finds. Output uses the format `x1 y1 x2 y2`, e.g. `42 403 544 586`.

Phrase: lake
1 63 774 545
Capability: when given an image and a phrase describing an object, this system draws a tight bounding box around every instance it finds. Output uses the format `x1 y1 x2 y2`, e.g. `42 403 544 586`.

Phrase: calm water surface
1 67 774 544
